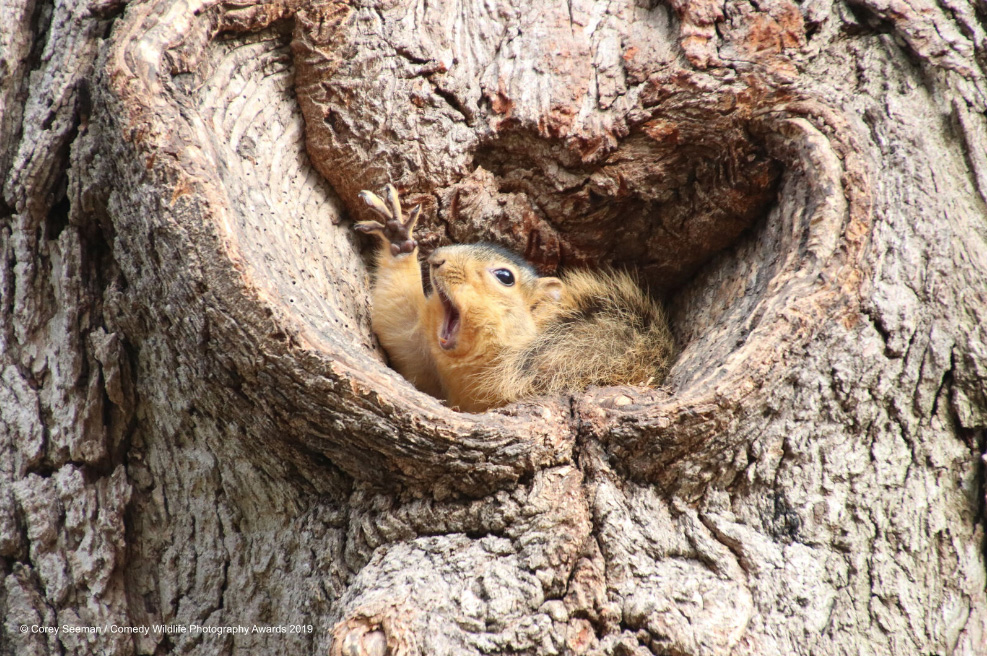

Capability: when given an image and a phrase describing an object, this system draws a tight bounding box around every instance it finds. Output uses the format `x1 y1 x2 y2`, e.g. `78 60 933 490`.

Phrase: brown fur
357 188 674 412
473 269 675 409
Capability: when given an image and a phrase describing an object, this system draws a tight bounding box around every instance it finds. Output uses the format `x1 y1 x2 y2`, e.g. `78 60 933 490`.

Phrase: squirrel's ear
533 277 564 304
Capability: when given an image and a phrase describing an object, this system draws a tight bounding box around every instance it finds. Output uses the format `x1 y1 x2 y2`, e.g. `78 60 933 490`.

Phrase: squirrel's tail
482 269 675 403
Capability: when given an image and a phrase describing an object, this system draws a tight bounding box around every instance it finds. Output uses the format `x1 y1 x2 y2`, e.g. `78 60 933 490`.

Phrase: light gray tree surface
1 0 985 654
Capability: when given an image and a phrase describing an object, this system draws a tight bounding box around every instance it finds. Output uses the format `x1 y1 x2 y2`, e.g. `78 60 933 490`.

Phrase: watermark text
19 624 314 636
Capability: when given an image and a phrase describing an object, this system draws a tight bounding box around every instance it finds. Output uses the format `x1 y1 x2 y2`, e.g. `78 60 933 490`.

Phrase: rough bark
1 0 985 654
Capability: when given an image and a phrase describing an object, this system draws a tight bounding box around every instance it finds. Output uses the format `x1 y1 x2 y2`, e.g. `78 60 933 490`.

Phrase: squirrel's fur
355 185 675 412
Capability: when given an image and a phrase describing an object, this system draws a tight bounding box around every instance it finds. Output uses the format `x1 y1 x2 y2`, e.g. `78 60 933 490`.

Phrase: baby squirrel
355 184 675 413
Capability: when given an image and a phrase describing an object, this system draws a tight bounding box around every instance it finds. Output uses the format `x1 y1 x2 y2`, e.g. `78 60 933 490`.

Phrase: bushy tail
480 269 675 403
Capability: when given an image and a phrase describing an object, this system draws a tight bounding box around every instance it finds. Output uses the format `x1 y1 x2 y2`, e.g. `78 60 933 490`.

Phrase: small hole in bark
46 191 71 240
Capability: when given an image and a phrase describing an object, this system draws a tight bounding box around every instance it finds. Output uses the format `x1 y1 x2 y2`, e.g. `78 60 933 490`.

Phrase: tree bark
1 0 985 654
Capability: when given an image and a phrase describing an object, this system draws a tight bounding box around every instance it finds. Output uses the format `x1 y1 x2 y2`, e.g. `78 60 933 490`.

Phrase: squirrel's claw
354 220 386 235
385 184 402 223
355 185 419 255
405 204 421 232
358 190 392 220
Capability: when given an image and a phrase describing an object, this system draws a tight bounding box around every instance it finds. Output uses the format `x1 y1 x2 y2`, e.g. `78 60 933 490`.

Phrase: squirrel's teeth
438 290 460 350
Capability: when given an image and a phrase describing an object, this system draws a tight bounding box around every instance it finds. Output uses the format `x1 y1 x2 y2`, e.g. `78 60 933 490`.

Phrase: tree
2 0 985 653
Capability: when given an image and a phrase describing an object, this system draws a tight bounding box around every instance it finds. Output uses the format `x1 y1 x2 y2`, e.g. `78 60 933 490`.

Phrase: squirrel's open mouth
437 289 460 350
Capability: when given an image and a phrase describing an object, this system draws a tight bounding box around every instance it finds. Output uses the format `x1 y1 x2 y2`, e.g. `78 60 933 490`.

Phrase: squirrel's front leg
355 185 442 398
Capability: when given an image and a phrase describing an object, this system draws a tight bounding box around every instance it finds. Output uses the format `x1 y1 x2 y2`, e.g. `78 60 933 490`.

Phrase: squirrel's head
424 243 563 363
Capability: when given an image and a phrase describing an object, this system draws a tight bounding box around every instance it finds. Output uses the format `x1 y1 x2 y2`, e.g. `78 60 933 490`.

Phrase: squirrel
354 184 675 413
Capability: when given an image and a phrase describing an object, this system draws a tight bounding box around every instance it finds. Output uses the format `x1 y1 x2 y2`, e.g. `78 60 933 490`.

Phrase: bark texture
1 0 986 654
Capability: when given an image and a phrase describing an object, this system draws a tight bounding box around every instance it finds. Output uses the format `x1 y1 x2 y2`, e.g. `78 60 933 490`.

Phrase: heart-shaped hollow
286 0 870 449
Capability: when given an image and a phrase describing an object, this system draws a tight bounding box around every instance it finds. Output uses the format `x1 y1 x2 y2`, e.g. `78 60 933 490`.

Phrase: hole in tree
410 88 787 400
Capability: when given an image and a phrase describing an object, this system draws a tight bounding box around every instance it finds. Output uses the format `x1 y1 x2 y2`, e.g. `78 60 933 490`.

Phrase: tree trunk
2 0 985 653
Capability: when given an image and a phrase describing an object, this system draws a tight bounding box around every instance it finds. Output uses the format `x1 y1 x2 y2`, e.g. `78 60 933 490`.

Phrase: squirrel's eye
492 268 515 286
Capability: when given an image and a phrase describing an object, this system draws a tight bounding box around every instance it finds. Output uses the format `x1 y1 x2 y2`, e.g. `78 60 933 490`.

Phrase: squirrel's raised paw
355 184 420 256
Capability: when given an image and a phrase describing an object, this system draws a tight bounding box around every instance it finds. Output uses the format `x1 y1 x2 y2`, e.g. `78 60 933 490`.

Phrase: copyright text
19 624 314 636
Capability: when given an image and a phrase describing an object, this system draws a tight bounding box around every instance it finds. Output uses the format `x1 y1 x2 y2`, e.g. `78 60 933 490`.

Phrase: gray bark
1 0 985 654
